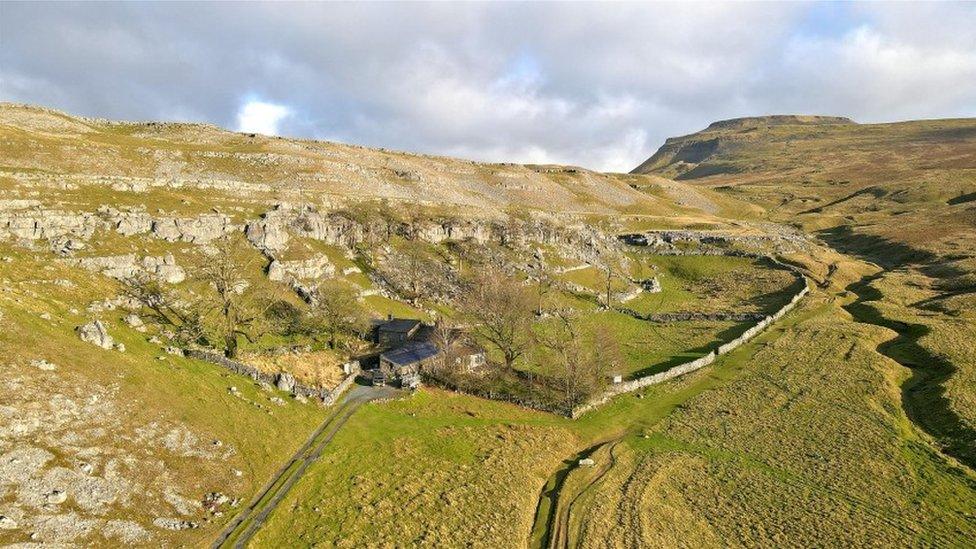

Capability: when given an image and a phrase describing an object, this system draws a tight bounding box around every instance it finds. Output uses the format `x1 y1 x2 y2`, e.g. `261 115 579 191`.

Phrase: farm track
530 442 608 549
212 384 399 548
844 274 976 473
556 441 622 548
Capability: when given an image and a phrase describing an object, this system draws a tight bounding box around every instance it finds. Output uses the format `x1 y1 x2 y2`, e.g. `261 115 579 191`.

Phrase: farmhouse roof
382 341 439 367
378 318 421 334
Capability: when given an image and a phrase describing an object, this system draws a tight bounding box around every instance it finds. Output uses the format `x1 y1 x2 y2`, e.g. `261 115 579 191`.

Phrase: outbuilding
375 317 422 346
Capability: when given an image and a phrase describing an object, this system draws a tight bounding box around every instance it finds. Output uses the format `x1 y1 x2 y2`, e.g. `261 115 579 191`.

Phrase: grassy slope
572 288 976 547
0 245 326 545
254 255 976 547
0 102 720 221
636 116 976 455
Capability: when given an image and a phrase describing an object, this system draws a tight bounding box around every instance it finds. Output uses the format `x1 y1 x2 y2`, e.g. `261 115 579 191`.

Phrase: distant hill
632 115 976 267
631 115 855 175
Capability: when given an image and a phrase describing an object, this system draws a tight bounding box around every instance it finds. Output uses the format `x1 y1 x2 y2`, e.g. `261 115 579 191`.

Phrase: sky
2 2 975 172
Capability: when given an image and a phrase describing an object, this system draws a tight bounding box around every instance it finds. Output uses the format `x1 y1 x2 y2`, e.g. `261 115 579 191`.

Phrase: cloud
235 99 292 135
1 3 974 171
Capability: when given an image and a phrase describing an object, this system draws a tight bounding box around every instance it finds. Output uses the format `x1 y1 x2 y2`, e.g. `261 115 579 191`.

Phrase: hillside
634 114 976 483
1 103 729 223
632 115 976 263
0 103 803 546
2 103 975 548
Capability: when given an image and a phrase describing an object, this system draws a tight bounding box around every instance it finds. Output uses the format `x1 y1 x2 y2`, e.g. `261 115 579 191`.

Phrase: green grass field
252 259 976 547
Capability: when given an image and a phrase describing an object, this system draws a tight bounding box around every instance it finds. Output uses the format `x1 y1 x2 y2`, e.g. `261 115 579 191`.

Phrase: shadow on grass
844 275 976 473
818 225 937 269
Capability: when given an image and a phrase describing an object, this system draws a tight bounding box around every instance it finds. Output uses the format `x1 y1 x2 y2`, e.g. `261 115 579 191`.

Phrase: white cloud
2 3 975 170
235 99 292 135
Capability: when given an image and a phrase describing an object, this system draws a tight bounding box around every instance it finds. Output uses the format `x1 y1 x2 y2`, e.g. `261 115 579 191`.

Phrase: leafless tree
397 240 432 303
595 246 627 310
462 268 535 370
310 284 368 349
429 316 463 376
120 272 187 327
527 251 554 316
196 236 269 358
120 272 205 345
537 313 617 407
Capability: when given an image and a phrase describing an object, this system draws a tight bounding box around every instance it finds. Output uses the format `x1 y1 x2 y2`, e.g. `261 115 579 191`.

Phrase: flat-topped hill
703 115 855 131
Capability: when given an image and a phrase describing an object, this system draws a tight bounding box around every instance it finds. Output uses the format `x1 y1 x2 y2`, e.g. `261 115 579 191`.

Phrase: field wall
571 278 809 418
184 349 358 406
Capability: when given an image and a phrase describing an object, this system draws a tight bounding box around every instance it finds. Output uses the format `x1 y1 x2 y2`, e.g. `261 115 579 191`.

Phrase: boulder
276 372 296 392
78 320 114 349
114 212 153 236
245 218 290 252
0 515 17 530
640 277 662 293
152 518 198 531
30 358 57 371
152 214 233 243
46 489 68 504
75 254 185 284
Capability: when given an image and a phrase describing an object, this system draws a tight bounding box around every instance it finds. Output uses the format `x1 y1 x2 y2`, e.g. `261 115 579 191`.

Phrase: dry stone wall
571 278 809 418
184 350 357 406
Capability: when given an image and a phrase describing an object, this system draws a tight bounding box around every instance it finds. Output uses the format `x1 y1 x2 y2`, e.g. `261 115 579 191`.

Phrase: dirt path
212 384 399 548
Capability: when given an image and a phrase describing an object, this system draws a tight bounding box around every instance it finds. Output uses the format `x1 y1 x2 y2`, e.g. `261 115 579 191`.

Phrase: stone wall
184 349 356 406
570 277 809 418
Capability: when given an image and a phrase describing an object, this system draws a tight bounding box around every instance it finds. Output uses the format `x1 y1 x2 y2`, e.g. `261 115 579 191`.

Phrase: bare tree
310 284 368 349
588 325 620 388
536 312 588 406
120 272 205 345
595 246 627 310
537 313 616 407
197 237 269 358
397 240 431 303
527 250 554 316
462 268 535 370
429 316 463 376
120 272 187 327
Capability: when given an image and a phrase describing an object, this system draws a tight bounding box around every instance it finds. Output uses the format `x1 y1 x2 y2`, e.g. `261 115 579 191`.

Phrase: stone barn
379 341 439 386
375 317 421 346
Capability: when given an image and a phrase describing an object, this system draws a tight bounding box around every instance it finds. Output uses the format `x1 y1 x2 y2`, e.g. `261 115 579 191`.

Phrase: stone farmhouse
370 317 485 389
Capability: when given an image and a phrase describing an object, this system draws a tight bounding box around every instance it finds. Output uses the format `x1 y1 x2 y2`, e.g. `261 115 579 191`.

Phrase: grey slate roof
378 318 421 334
381 341 439 366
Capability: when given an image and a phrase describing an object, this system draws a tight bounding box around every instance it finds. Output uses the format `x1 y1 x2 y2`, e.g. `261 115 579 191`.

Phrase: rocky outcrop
73 254 185 283
639 277 661 293
245 217 290 252
0 206 236 247
100 207 154 236
275 372 296 393
152 518 198 531
619 229 808 255
78 320 114 350
267 255 335 283
0 210 102 241
152 214 235 243
411 220 492 244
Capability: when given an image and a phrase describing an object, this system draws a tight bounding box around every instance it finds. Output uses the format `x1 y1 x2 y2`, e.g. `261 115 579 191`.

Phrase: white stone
78 320 114 349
